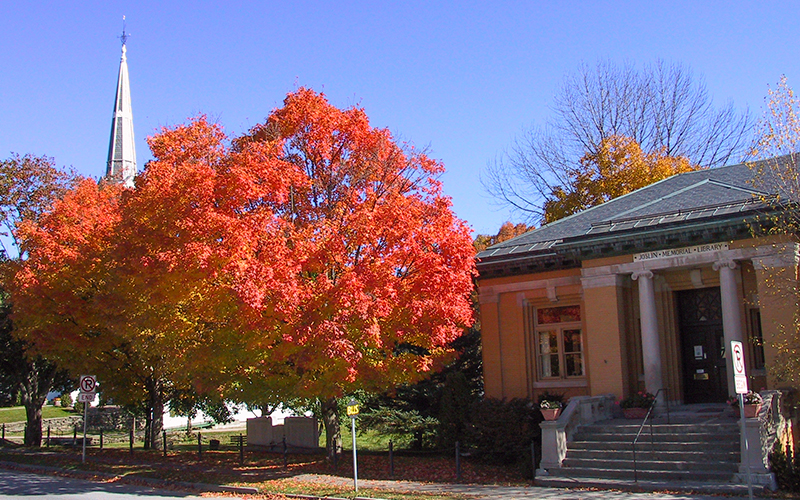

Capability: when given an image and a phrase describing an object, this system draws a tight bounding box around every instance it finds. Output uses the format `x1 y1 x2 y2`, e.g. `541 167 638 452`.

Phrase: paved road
0 467 770 500
0 469 230 500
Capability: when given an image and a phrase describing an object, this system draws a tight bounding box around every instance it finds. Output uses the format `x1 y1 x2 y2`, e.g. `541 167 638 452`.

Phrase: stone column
632 270 664 395
713 259 744 395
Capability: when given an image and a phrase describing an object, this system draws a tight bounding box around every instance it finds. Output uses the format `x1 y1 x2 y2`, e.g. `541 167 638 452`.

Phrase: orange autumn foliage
10 89 476 413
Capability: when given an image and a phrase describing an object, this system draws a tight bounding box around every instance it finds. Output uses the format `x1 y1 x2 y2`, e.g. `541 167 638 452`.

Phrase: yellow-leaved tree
543 135 701 224
747 75 800 386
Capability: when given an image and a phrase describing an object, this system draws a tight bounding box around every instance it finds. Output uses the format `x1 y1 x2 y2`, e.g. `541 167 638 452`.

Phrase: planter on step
541 408 561 421
740 403 761 418
622 407 648 419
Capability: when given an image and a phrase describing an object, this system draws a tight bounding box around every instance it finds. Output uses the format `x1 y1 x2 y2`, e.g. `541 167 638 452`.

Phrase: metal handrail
631 387 670 483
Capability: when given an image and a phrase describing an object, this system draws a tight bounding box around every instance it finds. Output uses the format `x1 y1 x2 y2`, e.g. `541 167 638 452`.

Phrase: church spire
106 17 137 187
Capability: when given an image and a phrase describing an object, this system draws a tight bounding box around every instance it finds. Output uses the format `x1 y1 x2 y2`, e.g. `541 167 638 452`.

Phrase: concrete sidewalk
292 473 771 500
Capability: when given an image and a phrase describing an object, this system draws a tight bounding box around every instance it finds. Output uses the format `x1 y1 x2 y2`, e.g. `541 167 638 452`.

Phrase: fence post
283 436 288 468
389 440 394 477
162 430 167 457
455 441 461 482
47 426 51 448
198 431 202 459
100 429 104 450
239 433 244 465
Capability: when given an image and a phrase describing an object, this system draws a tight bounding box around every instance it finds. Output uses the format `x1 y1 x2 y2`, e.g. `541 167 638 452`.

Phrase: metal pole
389 439 394 477
82 399 89 463
198 431 202 459
129 421 134 455
283 436 288 468
351 416 358 492
162 430 167 457
740 394 753 500
100 429 103 450
239 433 244 464
47 426 50 448
2 423 4 440
455 441 461 481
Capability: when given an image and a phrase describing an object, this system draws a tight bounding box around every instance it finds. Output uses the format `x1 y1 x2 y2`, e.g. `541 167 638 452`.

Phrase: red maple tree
11 89 476 458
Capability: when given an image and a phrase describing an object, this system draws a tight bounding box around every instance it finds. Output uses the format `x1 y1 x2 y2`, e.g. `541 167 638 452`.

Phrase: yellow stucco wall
582 280 629 397
478 236 799 403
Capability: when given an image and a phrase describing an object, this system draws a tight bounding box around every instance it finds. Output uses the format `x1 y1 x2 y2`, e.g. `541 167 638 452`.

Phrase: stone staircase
545 418 741 482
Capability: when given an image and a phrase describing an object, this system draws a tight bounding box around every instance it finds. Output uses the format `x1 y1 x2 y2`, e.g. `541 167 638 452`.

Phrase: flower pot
622 407 648 419
740 403 762 418
541 408 561 421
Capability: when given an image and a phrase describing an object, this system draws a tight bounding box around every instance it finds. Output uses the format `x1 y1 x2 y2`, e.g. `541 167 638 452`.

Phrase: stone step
574 431 739 443
562 457 739 473
546 466 735 482
567 448 739 463
578 423 739 435
568 440 739 453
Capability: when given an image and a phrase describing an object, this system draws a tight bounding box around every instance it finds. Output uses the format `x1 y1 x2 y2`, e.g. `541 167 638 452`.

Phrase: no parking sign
731 341 748 394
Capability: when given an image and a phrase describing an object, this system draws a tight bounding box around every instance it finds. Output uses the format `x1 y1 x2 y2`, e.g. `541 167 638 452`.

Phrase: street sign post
78 375 97 464
730 341 753 500
348 399 359 492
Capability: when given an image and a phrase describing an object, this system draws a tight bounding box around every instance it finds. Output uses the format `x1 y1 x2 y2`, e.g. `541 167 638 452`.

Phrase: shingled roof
477 158 788 278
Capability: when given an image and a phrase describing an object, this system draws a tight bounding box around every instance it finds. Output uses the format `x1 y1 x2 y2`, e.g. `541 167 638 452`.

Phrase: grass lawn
0 406 75 425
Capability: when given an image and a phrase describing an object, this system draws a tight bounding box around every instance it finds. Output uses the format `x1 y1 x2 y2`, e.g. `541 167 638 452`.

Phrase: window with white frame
529 305 584 379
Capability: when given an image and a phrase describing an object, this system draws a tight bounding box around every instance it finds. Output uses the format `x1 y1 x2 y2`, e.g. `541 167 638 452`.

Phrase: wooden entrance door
677 288 728 404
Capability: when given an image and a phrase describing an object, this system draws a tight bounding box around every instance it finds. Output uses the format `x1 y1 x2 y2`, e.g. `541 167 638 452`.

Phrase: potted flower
728 392 763 418
619 391 656 419
538 392 565 421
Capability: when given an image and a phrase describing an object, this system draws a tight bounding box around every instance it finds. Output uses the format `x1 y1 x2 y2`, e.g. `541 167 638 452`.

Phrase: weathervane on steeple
119 15 129 47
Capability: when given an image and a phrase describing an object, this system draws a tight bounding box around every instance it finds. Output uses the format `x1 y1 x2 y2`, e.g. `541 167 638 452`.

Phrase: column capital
713 259 738 272
631 270 654 281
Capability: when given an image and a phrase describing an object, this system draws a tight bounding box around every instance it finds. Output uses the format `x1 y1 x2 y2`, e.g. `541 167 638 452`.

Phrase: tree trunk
19 359 56 447
146 377 164 450
321 397 341 461
23 399 44 447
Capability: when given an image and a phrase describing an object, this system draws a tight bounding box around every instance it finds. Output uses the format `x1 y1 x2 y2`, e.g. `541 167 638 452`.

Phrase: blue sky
1 2 796 235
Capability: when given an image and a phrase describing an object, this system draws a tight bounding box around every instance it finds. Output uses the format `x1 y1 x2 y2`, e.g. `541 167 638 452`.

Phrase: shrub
770 442 800 491
727 391 763 408
463 398 542 477
537 392 565 410
619 391 655 409
437 371 474 449
60 392 73 408
359 406 438 450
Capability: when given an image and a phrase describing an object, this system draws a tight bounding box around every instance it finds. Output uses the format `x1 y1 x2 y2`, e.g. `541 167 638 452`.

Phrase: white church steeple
106 17 137 187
